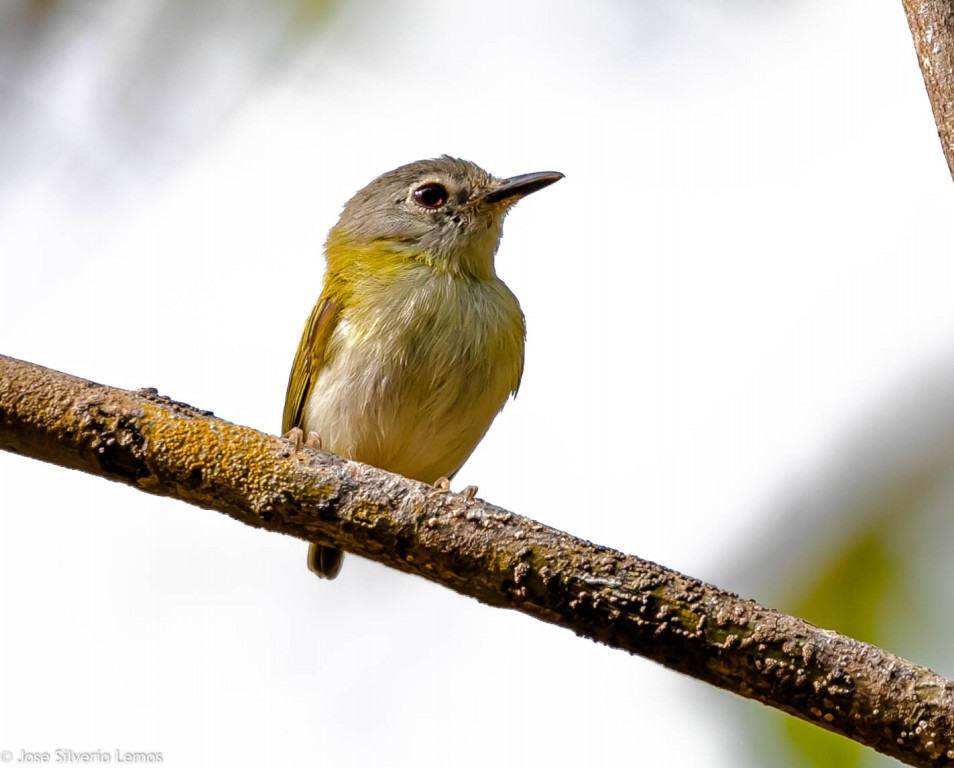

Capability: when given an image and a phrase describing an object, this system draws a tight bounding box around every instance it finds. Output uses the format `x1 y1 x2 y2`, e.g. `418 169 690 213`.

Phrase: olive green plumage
283 156 562 578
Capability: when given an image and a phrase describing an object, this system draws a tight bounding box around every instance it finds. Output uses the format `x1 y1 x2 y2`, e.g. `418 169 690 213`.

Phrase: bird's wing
282 295 341 433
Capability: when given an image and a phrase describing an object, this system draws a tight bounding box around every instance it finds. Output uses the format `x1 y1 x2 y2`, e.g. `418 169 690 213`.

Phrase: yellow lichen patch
136 401 341 537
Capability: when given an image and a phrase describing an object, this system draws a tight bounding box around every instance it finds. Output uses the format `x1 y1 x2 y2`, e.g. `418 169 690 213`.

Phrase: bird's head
327 156 563 280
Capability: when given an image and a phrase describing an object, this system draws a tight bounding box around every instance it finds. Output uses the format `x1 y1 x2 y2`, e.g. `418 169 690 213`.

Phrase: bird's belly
301 318 520 484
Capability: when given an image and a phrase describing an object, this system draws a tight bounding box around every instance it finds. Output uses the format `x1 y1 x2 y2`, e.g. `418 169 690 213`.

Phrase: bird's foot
282 427 304 453
281 428 322 455
430 477 478 501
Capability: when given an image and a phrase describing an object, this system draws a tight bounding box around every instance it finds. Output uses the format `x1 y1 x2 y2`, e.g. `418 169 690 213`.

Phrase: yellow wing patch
282 296 341 433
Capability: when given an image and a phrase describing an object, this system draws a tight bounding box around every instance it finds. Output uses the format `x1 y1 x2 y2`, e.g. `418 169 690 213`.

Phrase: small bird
283 156 563 578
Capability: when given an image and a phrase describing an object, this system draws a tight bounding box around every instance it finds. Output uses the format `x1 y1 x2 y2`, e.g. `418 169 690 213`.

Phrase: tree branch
903 0 954 180
1 352 953 766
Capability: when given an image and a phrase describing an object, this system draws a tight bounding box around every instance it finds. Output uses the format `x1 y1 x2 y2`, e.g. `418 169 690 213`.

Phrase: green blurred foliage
784 530 899 768
743 433 954 767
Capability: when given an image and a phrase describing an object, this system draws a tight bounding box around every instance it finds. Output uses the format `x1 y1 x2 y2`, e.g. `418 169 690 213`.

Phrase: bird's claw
281 428 322 455
282 427 304 453
430 477 478 501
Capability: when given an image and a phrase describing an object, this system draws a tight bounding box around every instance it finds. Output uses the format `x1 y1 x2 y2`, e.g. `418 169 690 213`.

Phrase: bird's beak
482 171 564 205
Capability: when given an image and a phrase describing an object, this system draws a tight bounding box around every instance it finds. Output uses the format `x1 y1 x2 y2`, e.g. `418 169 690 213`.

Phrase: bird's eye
412 183 448 209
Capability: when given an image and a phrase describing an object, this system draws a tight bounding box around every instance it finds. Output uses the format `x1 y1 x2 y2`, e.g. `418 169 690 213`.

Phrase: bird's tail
307 543 344 579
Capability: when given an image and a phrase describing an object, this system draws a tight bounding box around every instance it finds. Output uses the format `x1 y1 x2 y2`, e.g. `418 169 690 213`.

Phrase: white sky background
1 0 953 766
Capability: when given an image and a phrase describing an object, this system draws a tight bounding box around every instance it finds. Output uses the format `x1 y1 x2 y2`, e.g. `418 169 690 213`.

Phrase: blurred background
2 0 953 766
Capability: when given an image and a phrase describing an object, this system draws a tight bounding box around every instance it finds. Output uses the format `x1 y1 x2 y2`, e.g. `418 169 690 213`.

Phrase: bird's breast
302 273 525 484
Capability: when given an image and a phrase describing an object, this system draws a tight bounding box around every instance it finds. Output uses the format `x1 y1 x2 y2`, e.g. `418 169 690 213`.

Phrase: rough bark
904 0 954 179
1 353 953 765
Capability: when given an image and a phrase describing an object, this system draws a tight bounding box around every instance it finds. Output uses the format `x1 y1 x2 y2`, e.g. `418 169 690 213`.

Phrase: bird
282 156 563 578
